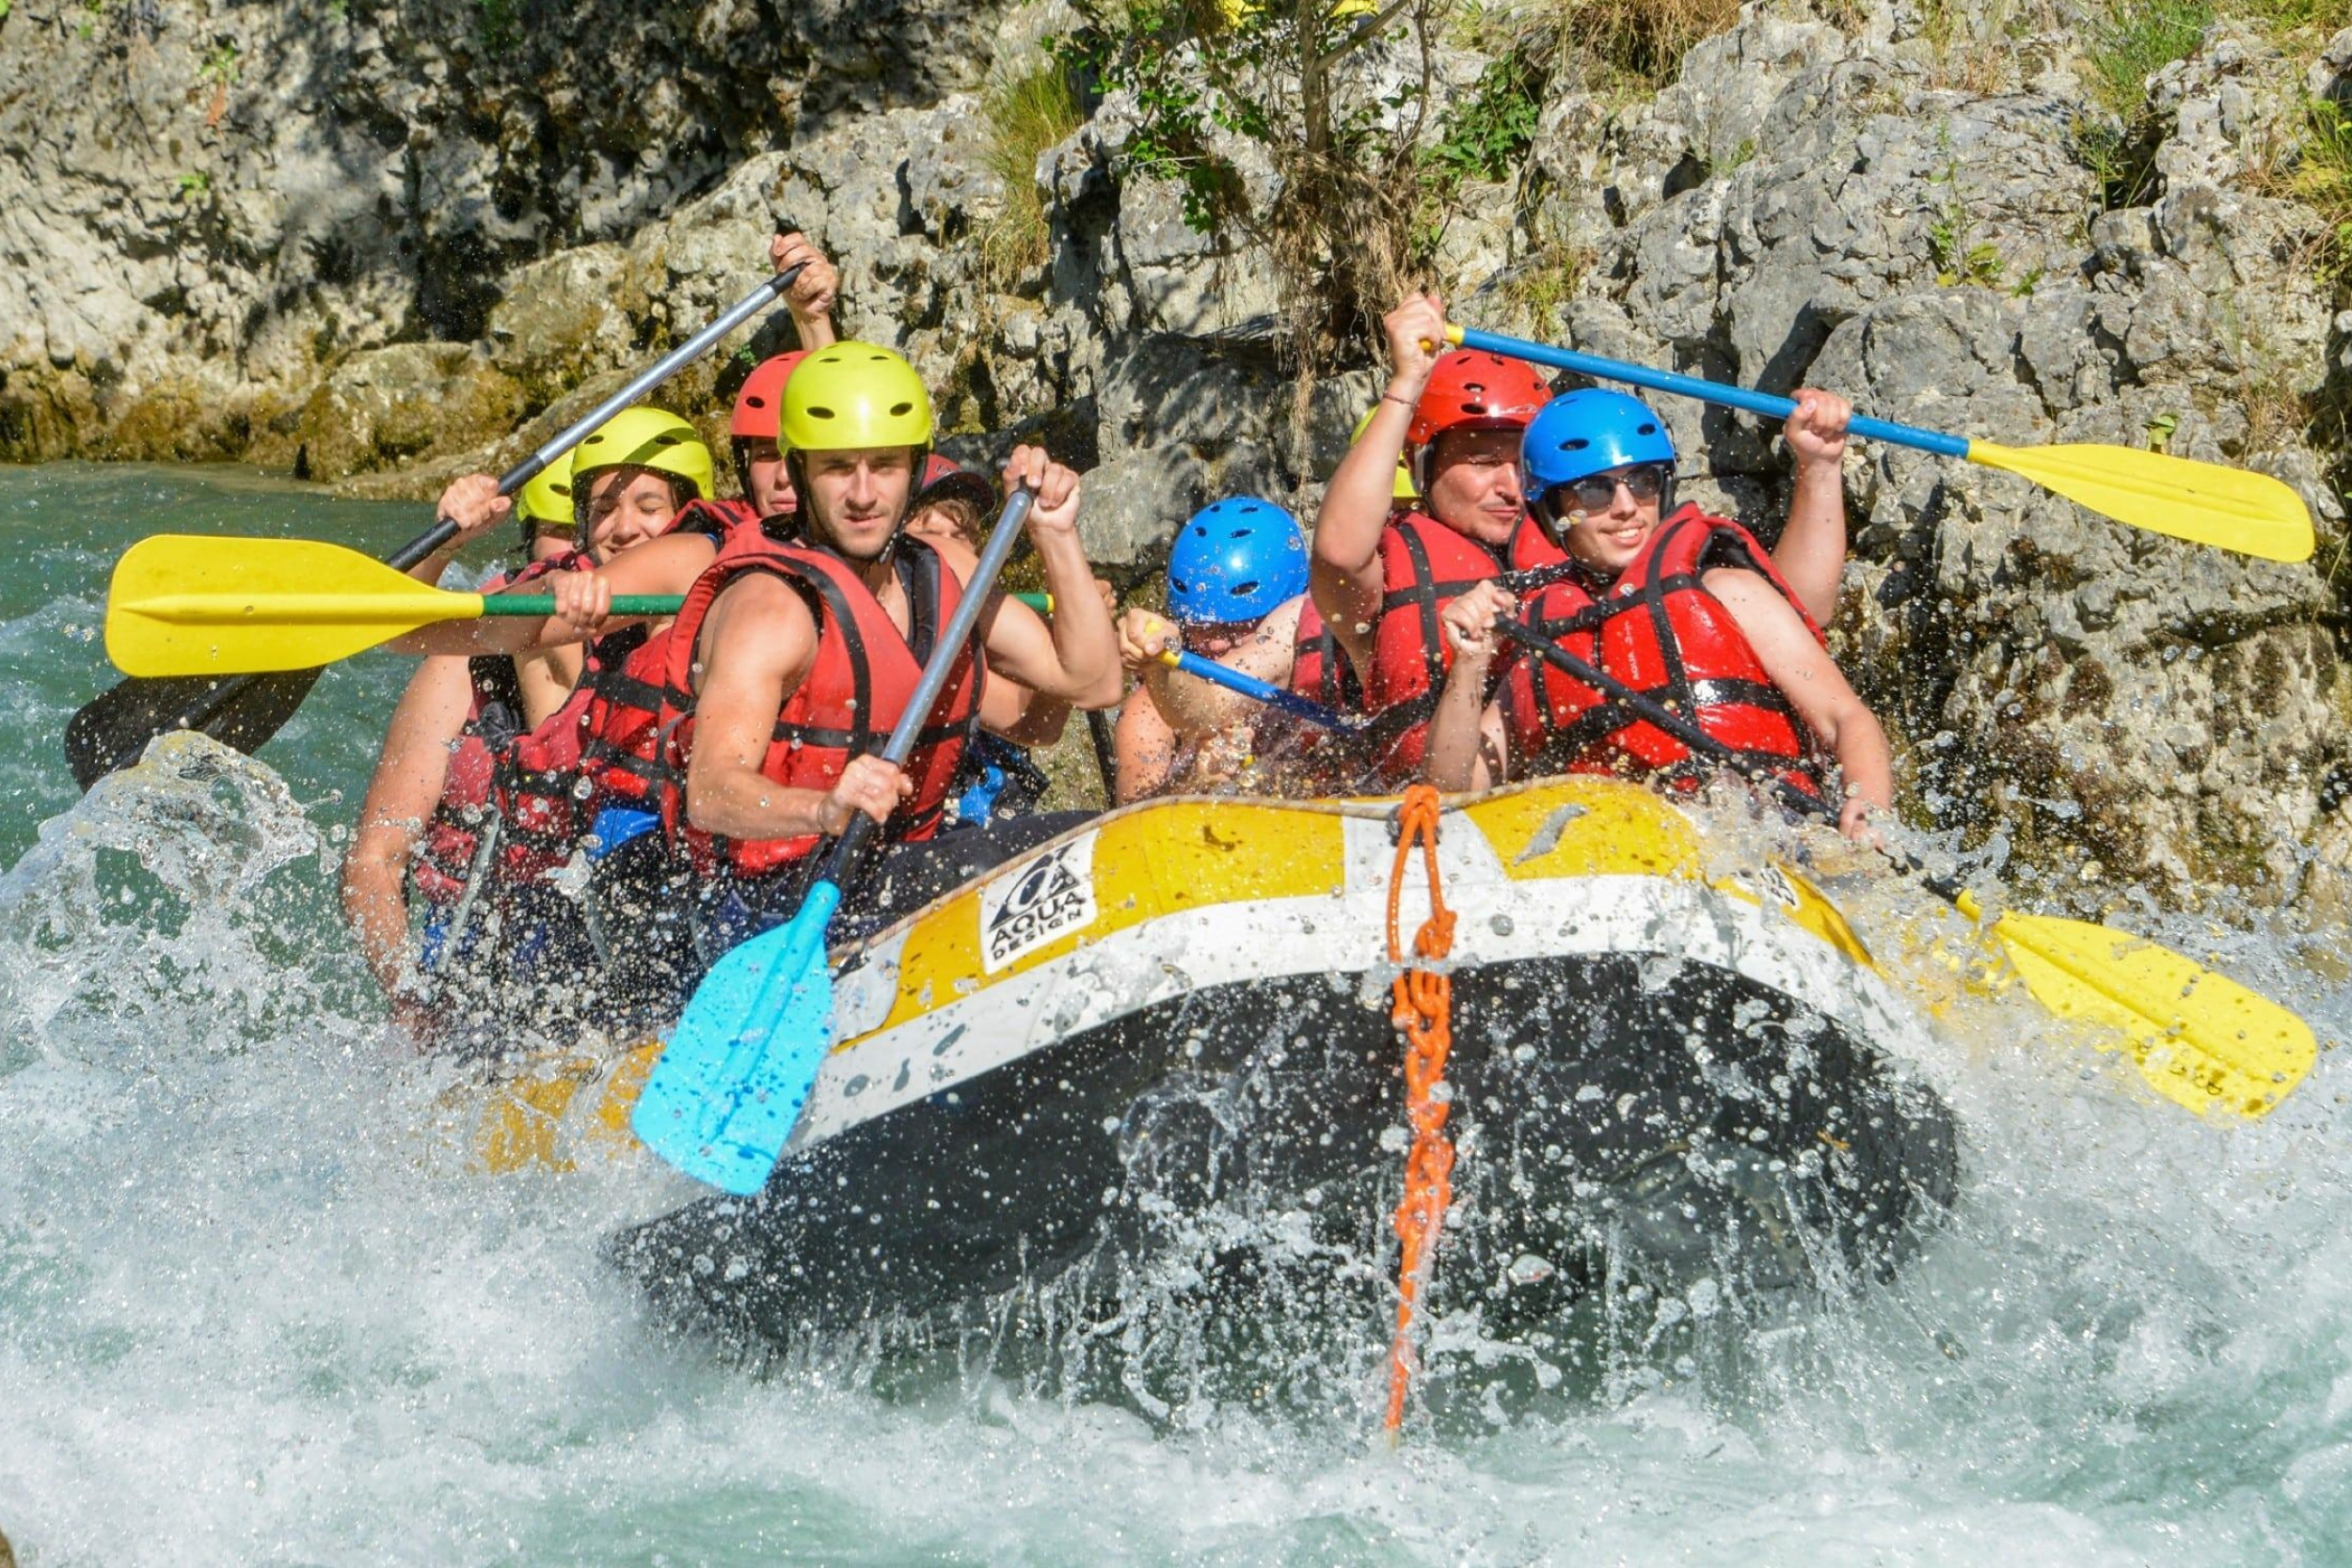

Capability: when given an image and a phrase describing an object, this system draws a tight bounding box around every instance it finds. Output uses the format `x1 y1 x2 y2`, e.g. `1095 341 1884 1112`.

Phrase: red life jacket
1503 505 1826 794
490 623 662 873
577 626 677 812
668 496 757 546
1355 513 1499 781
408 553 584 906
411 684 503 908
1280 511 1559 791
658 531 985 880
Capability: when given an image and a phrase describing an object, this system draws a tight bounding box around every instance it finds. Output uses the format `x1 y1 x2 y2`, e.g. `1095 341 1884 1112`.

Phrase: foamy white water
1 465 2347 1565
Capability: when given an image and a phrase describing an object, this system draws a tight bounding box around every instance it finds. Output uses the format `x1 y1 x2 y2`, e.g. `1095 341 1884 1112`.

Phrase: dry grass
977 59 1087 291
1492 0 1741 96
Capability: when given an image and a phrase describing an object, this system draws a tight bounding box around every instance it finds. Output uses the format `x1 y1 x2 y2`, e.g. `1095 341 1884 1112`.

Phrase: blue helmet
1166 499 1309 625
1521 389 1678 534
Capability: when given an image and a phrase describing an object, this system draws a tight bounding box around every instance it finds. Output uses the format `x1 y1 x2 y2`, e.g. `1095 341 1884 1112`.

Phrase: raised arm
771 230 839 352
1706 566 1892 836
1315 292 1445 675
974 447 1122 708
1770 388 1852 627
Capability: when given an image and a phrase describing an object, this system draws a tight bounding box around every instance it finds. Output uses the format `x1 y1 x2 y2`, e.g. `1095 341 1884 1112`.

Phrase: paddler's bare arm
1423 580 1514 792
389 525 716 657
1315 291 1444 676
973 447 1123 708
685 575 910 841
1115 596 1302 737
1113 682 1182 803
771 231 839 352
342 655 471 997
1771 388 1853 627
1706 566 1892 837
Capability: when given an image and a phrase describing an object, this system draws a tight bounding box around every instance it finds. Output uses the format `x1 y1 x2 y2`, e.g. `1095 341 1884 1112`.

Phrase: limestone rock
290 341 525 483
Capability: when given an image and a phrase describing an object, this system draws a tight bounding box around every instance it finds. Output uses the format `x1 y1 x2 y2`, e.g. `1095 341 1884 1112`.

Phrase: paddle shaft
491 261 809 499
812 487 1041 892
1159 648 1349 731
1449 325 1971 460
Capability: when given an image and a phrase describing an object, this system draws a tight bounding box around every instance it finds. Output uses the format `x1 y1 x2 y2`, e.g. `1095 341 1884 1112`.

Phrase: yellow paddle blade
1967 894 2317 1117
1967 440 2314 564
105 534 486 677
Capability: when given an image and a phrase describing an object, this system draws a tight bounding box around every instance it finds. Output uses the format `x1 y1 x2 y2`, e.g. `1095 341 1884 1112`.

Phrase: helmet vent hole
808 405 835 420
1235 578 1260 595
889 402 914 416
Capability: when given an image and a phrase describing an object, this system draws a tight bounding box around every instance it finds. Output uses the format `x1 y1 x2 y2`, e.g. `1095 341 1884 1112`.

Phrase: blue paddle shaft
1452 326 1972 460
1167 649 1348 732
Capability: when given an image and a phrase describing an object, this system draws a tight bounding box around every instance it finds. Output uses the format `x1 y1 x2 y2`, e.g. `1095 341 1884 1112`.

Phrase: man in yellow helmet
414 346 1122 958
633 342 1121 949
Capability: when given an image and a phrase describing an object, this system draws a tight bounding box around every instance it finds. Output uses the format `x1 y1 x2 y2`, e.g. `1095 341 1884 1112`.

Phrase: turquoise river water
1 462 2348 1565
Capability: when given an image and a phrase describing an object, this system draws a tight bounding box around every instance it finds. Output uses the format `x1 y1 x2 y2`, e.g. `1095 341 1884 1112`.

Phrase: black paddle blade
63 667 325 793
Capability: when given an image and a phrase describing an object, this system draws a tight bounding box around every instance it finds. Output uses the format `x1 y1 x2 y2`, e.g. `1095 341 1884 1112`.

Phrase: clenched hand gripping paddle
632 485 1041 1195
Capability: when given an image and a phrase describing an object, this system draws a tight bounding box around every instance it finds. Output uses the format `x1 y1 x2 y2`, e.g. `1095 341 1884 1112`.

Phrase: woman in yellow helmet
344 409 718 1046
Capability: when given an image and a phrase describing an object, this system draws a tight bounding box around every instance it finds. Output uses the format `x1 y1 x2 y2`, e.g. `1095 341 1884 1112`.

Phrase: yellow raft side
469 779 1877 1173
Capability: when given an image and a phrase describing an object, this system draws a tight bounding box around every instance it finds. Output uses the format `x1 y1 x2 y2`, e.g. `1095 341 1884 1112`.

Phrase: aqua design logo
979 833 1099 973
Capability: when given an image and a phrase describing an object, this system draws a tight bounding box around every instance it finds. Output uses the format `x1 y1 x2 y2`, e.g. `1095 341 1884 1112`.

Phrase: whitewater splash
3 736 2350 1564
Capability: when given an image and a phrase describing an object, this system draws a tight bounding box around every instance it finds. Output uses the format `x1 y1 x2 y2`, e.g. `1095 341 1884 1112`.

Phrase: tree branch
1314 0 1418 73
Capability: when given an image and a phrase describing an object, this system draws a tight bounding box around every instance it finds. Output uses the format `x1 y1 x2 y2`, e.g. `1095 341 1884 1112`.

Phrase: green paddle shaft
477 594 682 618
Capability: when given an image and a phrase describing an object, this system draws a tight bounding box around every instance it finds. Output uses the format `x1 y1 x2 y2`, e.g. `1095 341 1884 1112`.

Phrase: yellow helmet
512 455 577 539
780 342 933 453
1350 405 1418 502
567 407 715 521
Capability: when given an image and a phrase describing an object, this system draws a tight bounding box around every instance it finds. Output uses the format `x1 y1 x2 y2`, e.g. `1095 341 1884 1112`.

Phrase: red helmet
1406 350 1550 448
915 454 997 513
730 350 808 440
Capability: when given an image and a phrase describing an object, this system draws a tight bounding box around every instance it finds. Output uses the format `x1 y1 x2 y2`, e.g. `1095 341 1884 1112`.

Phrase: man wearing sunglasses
1422 389 1894 840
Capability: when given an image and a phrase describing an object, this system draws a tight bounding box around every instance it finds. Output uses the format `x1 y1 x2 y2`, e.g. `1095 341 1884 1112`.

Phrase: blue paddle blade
632 882 843 1196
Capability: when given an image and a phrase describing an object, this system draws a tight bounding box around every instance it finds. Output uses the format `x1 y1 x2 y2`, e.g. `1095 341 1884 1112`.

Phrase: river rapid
1 463 2348 1566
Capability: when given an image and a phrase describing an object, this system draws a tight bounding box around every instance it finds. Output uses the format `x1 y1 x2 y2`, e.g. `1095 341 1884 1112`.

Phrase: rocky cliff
5 0 2349 910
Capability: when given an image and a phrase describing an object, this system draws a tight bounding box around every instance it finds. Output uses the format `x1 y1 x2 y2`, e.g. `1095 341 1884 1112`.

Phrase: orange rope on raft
1383 784 1457 1436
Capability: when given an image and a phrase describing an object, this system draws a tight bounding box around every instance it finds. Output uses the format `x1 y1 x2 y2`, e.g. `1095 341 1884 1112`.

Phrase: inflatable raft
583 777 1962 1347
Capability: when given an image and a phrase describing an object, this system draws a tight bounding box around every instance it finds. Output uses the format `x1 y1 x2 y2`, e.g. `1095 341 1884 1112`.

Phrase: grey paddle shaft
817 484 1039 883
493 262 808 495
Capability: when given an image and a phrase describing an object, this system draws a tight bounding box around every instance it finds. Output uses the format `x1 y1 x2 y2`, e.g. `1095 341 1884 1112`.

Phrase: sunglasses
1551 462 1671 513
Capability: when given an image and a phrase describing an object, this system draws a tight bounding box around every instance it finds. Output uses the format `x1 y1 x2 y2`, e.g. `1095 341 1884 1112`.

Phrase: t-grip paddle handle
1440 324 1972 459
1158 647 1350 732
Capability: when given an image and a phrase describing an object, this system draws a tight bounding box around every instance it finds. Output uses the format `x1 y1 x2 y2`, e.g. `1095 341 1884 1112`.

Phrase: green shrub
2282 96 2352 283
2087 0 2212 120
1426 55 1544 186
